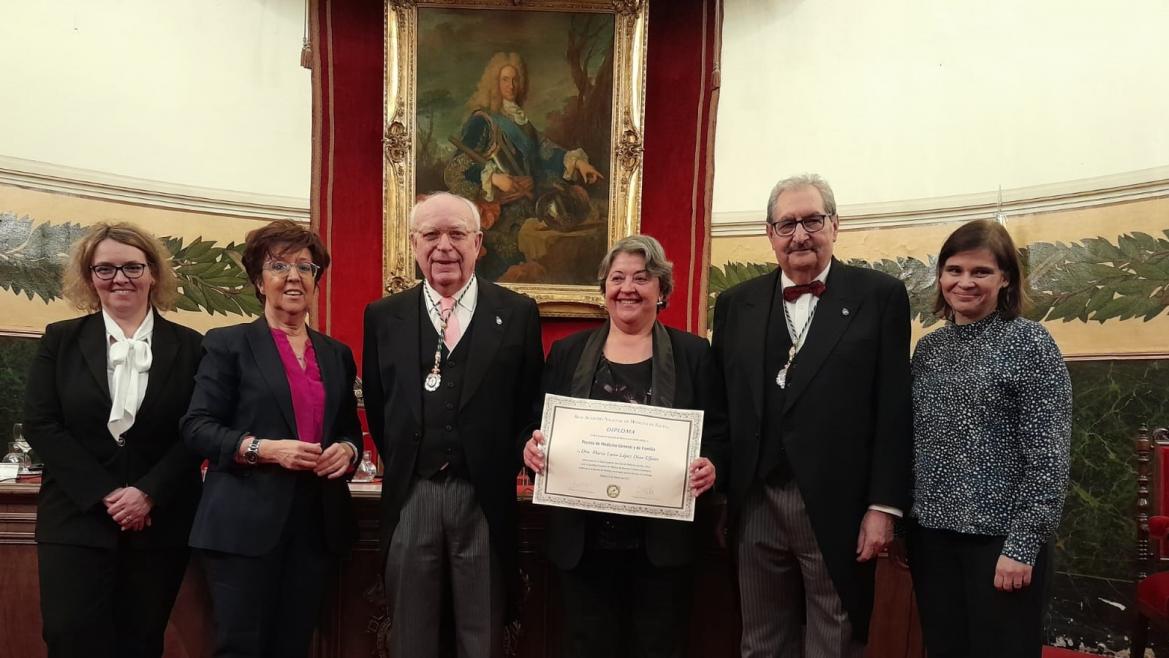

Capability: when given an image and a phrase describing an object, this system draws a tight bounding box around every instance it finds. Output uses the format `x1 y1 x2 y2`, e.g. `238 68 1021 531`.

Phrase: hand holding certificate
529 393 704 521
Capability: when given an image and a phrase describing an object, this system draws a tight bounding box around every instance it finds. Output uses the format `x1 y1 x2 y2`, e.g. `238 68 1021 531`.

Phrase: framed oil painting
383 0 648 316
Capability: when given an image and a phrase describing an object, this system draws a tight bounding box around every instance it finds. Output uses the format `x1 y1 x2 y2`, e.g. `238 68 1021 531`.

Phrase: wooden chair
1134 426 1169 657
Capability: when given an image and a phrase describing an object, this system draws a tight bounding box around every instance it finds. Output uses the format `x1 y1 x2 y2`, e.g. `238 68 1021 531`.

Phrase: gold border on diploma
532 393 703 521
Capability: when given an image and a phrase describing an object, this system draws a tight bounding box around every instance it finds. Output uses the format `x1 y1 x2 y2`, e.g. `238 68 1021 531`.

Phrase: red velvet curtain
310 0 722 359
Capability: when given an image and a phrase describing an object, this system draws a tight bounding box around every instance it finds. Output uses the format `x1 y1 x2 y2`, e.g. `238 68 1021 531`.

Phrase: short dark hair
242 220 331 302
933 219 1028 321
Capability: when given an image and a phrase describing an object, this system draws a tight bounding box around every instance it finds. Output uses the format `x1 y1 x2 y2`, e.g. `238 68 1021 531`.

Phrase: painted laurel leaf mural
0 214 261 317
708 230 1169 327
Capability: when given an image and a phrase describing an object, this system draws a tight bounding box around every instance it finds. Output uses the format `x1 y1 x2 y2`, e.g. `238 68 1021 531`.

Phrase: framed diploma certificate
533 393 704 521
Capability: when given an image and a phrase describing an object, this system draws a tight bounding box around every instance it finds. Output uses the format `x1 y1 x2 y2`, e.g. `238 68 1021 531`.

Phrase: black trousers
558 549 694 658
907 526 1052 658
200 487 336 658
37 541 189 658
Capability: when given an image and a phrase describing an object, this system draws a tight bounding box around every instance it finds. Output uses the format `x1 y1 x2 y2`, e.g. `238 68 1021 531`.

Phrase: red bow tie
782 280 826 302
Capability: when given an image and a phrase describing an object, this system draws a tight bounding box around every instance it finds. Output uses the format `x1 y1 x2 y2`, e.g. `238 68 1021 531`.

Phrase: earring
655 299 666 309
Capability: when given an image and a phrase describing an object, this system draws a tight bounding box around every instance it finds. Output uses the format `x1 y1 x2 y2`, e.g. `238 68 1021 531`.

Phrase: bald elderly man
362 192 544 657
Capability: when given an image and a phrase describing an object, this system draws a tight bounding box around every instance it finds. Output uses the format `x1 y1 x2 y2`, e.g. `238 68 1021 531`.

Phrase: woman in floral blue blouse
908 219 1072 658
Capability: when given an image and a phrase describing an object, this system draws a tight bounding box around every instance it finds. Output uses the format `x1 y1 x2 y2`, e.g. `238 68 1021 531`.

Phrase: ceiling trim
713 166 1169 236
0 155 309 222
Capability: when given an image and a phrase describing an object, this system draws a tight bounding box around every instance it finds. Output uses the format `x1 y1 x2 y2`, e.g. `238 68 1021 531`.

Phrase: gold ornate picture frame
383 0 648 316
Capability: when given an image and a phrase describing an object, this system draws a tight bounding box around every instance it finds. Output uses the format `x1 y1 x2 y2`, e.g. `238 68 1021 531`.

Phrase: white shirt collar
423 276 478 313
102 308 154 343
780 261 832 292
102 308 154 444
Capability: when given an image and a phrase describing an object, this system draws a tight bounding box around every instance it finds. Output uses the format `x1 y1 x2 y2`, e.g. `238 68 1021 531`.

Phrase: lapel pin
841 308 850 316
495 315 503 325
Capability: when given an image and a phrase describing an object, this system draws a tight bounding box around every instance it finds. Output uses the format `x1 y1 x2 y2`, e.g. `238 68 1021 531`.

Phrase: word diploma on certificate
533 393 704 521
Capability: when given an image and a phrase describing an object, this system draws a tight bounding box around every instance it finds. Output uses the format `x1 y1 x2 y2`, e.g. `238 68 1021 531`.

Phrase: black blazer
539 322 728 570
23 310 204 549
182 317 360 557
711 259 912 640
362 280 544 568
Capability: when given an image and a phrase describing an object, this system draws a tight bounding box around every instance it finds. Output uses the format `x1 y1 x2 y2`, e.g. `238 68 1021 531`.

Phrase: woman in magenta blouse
182 220 361 658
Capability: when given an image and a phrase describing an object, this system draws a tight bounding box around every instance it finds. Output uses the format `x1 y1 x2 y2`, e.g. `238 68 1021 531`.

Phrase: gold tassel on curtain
300 0 312 69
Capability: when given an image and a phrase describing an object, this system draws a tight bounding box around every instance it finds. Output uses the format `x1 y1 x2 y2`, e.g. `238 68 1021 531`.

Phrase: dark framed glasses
90 263 148 280
767 214 831 237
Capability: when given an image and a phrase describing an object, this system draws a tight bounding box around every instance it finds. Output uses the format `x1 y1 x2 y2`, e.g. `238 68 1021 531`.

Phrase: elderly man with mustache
710 174 913 657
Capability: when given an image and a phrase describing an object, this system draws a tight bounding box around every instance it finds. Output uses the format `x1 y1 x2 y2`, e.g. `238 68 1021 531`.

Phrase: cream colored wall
0 1 311 336
0 184 268 335
713 0 1169 213
0 0 310 200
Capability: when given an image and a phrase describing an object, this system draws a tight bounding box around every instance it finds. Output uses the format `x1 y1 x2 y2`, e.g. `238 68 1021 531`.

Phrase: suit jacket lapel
392 286 423 425
79 312 111 401
460 281 506 410
570 323 608 399
739 272 777 423
246 317 299 437
783 261 861 412
650 321 676 409
309 328 340 443
136 309 178 421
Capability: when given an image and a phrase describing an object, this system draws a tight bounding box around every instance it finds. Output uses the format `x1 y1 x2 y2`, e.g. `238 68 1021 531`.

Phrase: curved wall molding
713 166 1169 237
0 156 309 222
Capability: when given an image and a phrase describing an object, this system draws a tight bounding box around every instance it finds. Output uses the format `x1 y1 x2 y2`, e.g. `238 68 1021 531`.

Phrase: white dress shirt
779 263 831 351
103 309 153 444
422 276 477 349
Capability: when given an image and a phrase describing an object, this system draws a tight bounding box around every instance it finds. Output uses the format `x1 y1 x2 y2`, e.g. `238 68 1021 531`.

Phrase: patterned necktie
440 296 459 351
782 280 826 302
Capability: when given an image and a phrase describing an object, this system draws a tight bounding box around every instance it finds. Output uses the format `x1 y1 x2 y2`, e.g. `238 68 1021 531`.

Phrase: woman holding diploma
523 235 725 658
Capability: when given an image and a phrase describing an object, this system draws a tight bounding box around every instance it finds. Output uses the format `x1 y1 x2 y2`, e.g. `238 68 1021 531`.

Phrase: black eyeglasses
767 214 831 237
264 261 322 277
90 263 148 280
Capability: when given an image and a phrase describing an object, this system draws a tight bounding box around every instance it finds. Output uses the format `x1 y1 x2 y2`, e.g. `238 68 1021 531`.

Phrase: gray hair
765 173 838 223
409 192 482 232
597 234 674 308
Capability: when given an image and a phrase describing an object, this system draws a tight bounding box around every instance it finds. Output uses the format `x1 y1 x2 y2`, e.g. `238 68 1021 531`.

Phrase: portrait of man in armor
415 9 615 285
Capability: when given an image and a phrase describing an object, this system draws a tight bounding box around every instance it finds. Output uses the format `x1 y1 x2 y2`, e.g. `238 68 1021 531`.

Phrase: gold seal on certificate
532 393 704 521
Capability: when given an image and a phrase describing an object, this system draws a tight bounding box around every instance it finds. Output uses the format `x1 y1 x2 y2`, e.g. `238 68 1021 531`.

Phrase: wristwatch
244 436 261 465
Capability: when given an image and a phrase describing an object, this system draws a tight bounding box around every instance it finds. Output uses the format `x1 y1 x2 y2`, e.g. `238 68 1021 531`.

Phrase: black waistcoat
758 288 793 484
415 313 475 478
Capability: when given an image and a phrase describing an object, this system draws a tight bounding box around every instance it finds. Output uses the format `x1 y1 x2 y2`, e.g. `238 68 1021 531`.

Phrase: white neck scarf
104 310 154 443
501 99 529 125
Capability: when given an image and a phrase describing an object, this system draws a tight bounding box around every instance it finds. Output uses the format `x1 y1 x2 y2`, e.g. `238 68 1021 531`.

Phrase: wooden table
0 481 923 658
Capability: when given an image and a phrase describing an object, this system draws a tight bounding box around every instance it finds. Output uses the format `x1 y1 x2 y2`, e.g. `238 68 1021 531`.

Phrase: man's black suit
182 317 361 657
362 279 543 655
24 310 204 658
712 259 912 642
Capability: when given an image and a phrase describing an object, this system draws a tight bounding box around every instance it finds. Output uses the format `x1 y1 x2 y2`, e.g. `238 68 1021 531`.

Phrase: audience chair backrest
1137 427 1169 577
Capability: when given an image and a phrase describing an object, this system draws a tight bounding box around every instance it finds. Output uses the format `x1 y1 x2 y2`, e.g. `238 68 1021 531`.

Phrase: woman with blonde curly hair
24 221 205 658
